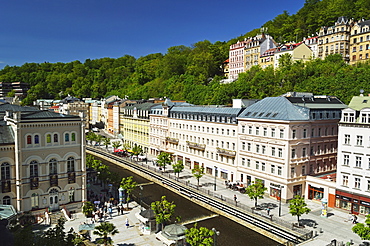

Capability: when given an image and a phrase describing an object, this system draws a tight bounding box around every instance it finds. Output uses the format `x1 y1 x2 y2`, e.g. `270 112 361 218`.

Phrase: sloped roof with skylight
238 97 310 121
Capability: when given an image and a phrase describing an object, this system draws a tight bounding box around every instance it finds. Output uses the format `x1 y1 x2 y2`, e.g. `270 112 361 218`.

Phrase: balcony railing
68 172 76 184
217 148 236 158
166 137 179 144
50 174 58 187
186 141 206 150
1 180 11 193
30 177 39 190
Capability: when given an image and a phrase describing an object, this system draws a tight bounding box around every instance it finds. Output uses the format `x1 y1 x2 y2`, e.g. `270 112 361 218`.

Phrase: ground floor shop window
221 171 228 179
270 187 280 198
360 205 370 214
206 167 212 175
336 199 351 210
308 185 324 200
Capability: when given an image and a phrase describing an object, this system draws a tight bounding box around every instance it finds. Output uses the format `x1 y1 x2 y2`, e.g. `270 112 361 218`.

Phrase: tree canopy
1 0 369 106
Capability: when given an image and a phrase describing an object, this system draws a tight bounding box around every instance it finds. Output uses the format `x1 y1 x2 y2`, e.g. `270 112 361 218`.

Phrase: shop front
185 158 191 168
336 190 370 215
270 183 283 200
308 185 324 201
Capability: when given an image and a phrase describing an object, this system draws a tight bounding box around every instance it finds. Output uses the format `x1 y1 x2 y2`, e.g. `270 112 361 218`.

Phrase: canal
103 159 281 246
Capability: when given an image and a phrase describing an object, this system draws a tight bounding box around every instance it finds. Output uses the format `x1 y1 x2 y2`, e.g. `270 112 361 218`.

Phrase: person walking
117 205 121 215
234 194 237 206
125 218 129 228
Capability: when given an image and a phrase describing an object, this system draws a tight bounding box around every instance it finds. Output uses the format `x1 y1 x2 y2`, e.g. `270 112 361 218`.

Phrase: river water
103 160 280 246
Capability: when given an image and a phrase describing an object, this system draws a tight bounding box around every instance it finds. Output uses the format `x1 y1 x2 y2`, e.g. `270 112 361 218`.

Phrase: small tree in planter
120 176 137 209
82 201 94 218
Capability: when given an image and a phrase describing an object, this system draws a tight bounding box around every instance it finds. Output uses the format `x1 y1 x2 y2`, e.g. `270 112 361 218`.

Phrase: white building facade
336 96 370 215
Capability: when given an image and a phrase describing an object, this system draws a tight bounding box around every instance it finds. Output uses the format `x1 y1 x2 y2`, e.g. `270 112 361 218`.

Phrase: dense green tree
172 160 184 178
288 195 311 224
120 176 137 208
353 214 370 240
192 166 205 187
245 180 268 208
151 196 176 230
157 152 172 172
185 223 215 246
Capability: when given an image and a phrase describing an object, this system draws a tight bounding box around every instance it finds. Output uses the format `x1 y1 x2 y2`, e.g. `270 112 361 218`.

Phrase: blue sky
0 0 305 69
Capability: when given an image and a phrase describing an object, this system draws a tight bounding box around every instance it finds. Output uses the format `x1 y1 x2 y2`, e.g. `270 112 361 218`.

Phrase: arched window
1 162 10 180
30 161 38 177
31 193 39 208
65 133 70 142
49 159 57 175
67 157 75 172
34 135 40 144
53 134 58 143
71 133 76 141
3 196 11 205
68 188 75 203
46 134 51 143
27 135 32 144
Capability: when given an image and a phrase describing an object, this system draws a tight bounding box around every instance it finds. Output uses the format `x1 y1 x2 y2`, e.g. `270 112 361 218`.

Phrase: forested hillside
1 0 370 105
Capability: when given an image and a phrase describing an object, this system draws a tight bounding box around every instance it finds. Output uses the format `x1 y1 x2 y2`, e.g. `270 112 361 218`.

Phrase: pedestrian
125 218 129 228
234 194 237 202
117 205 121 215
120 205 124 215
353 215 358 224
266 207 270 215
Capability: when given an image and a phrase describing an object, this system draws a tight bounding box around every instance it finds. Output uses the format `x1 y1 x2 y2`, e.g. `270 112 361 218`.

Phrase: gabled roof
238 97 310 121
347 96 370 111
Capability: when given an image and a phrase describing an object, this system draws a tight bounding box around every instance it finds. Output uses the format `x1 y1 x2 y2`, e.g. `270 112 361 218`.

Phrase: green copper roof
347 96 370 111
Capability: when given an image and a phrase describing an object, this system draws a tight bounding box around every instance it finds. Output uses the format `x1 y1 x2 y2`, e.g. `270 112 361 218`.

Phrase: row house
303 36 318 59
245 34 276 70
350 19 370 65
120 102 160 153
317 16 352 62
336 95 370 215
228 40 248 80
237 94 346 203
274 43 313 68
259 48 276 69
157 104 244 181
0 104 86 213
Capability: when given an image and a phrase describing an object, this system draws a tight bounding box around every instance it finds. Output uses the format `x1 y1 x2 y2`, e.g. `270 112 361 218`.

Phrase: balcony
166 137 179 145
217 148 236 158
68 172 76 184
1 180 11 193
50 175 58 187
30 177 39 190
186 141 206 151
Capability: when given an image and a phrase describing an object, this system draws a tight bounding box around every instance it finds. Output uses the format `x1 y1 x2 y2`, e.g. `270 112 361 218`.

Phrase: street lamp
139 185 143 211
212 228 220 246
214 166 217 191
278 185 284 217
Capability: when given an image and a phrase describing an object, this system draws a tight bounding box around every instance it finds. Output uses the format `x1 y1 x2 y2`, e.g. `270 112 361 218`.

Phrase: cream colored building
318 16 352 62
120 102 160 153
349 19 370 65
274 43 313 68
0 104 86 213
237 94 346 203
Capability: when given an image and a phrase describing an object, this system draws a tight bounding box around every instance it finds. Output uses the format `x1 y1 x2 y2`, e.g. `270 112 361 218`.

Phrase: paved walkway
64 184 163 246
88 131 370 245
